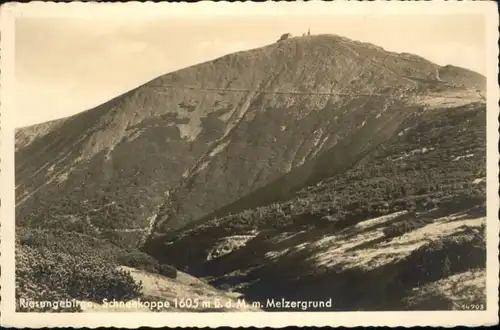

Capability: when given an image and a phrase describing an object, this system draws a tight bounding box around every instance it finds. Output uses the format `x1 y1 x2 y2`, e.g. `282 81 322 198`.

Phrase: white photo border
0 1 498 327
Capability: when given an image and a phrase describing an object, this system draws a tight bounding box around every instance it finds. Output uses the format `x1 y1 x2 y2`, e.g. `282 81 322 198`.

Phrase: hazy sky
15 14 486 127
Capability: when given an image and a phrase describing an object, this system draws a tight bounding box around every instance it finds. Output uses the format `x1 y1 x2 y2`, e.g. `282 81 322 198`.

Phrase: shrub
18 227 163 274
64 260 142 302
382 216 430 239
16 244 143 312
17 227 123 262
158 263 178 279
116 250 160 273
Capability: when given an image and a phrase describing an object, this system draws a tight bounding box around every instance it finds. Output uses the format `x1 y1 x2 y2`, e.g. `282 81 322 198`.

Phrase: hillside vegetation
144 102 487 310
145 102 486 267
16 227 255 312
16 227 169 312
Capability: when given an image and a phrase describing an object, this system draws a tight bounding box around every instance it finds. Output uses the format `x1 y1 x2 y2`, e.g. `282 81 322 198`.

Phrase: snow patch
56 172 69 184
308 136 330 160
207 234 258 261
270 231 306 244
178 123 202 142
126 128 144 142
209 141 230 157
194 161 210 174
311 128 324 147
397 127 411 136
265 248 290 260
394 147 434 161
453 154 474 161
295 242 308 251
472 177 485 184
354 211 408 230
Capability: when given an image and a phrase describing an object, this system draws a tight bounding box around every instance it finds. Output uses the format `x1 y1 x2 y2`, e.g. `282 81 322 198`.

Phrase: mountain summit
16 34 485 250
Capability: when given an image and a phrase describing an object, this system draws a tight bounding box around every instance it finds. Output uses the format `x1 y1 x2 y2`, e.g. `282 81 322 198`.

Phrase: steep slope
16 34 485 251
149 103 486 310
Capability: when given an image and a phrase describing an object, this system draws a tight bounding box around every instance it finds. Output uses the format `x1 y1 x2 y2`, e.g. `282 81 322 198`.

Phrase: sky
14 14 486 127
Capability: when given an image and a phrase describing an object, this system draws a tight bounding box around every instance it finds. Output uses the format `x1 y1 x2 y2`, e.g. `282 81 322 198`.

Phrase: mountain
15 34 487 311
15 34 484 246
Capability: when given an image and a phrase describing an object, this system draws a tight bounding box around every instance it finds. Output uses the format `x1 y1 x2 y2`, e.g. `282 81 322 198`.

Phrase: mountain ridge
16 34 485 250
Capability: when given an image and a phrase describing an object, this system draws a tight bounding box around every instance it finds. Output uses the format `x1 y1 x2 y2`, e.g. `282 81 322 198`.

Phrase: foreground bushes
115 249 160 273
16 244 143 312
17 227 177 276
15 227 181 312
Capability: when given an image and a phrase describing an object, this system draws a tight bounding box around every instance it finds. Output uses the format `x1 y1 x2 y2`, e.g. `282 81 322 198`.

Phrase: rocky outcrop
277 33 292 42
207 234 258 261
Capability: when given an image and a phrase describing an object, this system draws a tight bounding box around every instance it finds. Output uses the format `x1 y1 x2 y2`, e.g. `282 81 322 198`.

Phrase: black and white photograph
0 1 498 327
